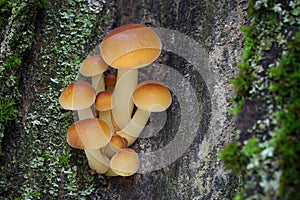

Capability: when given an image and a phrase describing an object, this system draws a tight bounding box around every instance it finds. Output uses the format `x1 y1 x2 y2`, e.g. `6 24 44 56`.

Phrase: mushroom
117 81 172 146
101 134 128 158
100 24 161 130
109 148 139 176
94 91 115 130
104 72 117 92
59 81 96 119
79 54 109 94
67 118 112 173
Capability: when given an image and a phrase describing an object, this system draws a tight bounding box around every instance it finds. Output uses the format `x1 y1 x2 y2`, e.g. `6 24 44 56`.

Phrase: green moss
0 0 113 199
220 0 300 199
269 31 300 199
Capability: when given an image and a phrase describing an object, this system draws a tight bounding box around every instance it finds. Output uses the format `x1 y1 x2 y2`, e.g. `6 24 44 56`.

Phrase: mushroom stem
104 168 119 176
84 149 110 174
112 69 138 129
117 109 150 146
77 107 94 120
99 110 114 131
91 75 105 94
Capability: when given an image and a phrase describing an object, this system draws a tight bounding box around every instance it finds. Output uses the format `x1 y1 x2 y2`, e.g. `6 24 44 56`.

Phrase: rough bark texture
0 0 247 199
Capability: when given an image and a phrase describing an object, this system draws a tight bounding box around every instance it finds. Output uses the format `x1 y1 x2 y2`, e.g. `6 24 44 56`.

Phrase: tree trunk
0 0 247 199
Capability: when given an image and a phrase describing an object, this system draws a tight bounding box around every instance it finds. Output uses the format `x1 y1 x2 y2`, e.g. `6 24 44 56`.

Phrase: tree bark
0 0 247 199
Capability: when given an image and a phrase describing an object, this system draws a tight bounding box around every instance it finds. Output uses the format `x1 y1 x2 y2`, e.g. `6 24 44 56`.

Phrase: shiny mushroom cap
94 91 115 112
59 81 96 110
67 118 112 149
133 81 172 112
110 148 139 176
100 24 161 69
79 54 109 77
110 134 128 149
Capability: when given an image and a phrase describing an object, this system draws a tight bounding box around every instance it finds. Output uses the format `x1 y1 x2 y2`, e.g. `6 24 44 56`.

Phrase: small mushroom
104 72 117 92
101 134 128 158
79 54 109 94
59 81 96 119
94 91 115 130
110 148 139 176
67 118 112 173
67 118 112 149
100 24 162 130
117 81 172 146
84 149 110 174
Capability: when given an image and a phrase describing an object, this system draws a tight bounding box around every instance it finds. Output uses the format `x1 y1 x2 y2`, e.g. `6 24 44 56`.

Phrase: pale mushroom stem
84 149 110 174
99 110 114 131
112 69 138 130
77 108 94 120
117 109 150 146
91 75 105 94
104 168 119 176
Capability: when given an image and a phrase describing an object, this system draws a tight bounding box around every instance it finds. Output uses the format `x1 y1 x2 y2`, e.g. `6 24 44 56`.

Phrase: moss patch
0 0 114 199
219 0 300 199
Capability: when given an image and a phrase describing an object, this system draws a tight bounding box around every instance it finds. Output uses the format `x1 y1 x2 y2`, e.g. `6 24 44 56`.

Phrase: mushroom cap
59 81 96 110
80 54 109 77
94 91 115 111
67 118 112 149
110 134 128 149
133 81 172 112
104 72 117 86
100 24 161 69
110 148 139 176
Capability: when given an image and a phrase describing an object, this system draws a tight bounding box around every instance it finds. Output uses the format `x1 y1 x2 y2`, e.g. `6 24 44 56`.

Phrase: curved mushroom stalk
111 69 138 130
91 75 105 93
99 110 113 131
117 81 172 146
77 108 94 120
85 149 110 174
116 109 150 146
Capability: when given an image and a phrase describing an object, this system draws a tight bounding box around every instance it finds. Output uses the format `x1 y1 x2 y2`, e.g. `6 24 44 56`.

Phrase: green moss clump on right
269 31 300 199
219 0 300 199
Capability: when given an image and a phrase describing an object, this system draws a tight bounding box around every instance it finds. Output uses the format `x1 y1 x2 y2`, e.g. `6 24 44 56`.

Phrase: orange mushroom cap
59 81 96 110
133 81 172 112
79 54 109 77
110 148 139 176
100 24 161 69
110 134 128 149
67 118 112 149
94 91 115 112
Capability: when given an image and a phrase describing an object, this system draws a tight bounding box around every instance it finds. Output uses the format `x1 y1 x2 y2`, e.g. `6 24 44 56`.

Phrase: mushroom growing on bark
109 148 139 176
101 134 128 158
79 54 109 94
59 81 96 119
104 72 117 92
117 81 172 146
100 24 161 130
94 91 115 130
67 118 112 173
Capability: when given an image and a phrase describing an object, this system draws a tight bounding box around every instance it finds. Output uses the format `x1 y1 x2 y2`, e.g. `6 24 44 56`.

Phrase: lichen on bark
0 0 246 199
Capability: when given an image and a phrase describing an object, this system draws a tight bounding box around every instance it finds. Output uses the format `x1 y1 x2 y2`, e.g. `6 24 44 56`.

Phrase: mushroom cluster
59 24 172 176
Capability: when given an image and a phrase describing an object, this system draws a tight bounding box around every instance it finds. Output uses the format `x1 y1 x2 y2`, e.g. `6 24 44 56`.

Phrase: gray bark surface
0 0 247 199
